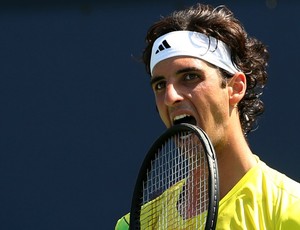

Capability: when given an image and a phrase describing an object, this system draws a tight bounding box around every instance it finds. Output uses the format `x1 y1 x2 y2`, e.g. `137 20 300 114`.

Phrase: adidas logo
155 40 171 54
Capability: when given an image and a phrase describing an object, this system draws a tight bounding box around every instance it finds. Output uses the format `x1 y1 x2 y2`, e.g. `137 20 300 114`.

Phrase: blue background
0 1 299 229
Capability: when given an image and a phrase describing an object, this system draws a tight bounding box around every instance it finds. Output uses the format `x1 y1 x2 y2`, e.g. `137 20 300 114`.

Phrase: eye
184 73 199 81
153 80 166 91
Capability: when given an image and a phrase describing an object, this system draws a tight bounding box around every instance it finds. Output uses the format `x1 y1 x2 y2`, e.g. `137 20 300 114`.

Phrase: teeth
173 114 190 121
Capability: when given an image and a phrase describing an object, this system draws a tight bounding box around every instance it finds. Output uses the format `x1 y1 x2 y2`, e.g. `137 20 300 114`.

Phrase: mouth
173 114 197 126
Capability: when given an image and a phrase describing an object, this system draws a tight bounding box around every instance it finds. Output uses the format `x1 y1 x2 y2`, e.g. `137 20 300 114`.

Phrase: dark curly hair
142 3 269 136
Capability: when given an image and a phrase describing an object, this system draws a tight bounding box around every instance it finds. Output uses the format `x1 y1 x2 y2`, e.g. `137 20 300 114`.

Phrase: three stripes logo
155 40 171 54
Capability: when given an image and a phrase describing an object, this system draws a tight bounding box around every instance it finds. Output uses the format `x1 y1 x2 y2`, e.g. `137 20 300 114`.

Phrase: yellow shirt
115 159 300 229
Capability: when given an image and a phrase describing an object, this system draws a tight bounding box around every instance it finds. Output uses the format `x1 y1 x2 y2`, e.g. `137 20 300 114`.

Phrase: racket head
130 123 219 230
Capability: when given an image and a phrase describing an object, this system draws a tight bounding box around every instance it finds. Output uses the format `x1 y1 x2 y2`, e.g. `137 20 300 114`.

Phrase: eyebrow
150 66 204 87
150 76 164 87
176 67 203 75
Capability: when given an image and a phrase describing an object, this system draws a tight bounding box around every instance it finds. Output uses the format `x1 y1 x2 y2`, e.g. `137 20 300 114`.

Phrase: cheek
191 86 228 116
155 96 171 127
154 94 163 111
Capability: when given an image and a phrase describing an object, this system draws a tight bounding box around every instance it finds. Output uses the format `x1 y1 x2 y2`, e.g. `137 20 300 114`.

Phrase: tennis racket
129 123 219 230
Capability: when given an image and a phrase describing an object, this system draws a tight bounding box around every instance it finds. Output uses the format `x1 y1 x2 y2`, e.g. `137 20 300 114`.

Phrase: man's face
151 56 231 147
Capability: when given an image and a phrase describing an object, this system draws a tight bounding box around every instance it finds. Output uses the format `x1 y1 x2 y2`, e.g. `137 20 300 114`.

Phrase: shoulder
115 213 130 230
259 160 300 199
217 159 300 228
259 160 300 227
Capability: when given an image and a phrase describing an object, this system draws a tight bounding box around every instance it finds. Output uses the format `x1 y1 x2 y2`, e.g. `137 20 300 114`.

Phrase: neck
215 126 257 199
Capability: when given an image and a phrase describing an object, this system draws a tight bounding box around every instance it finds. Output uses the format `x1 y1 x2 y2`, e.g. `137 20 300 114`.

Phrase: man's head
143 3 269 136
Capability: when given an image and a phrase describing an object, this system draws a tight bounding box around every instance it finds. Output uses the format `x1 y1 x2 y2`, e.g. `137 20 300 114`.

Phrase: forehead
151 56 212 77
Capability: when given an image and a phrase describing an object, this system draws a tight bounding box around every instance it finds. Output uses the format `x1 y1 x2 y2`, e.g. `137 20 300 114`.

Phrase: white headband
150 31 240 75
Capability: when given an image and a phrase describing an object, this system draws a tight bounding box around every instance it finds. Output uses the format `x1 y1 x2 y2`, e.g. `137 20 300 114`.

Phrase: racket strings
140 131 210 229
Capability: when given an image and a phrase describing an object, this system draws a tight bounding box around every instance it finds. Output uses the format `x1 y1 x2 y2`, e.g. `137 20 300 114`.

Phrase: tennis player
115 3 300 229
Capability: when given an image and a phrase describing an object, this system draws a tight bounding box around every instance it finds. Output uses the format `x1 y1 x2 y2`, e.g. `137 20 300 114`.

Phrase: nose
164 83 183 106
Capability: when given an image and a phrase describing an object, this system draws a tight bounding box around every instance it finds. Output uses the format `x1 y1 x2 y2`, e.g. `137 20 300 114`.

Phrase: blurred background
0 0 299 229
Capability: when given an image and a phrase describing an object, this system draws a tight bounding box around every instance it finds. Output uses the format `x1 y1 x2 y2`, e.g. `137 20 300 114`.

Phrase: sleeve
115 213 130 230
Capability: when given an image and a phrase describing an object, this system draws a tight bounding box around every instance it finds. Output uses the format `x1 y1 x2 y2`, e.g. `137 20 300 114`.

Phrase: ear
228 72 247 106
